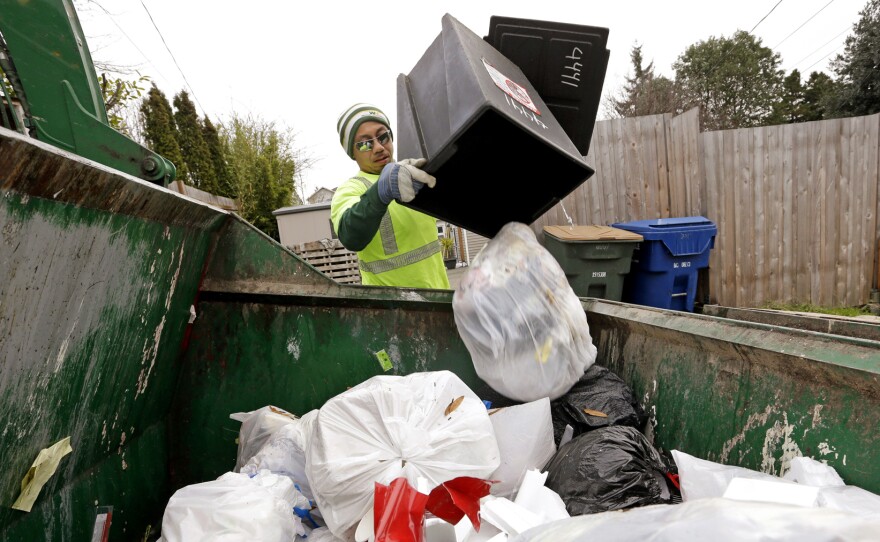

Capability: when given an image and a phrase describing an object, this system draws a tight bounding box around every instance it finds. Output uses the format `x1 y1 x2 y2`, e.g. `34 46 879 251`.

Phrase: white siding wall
464 229 490 264
276 208 334 247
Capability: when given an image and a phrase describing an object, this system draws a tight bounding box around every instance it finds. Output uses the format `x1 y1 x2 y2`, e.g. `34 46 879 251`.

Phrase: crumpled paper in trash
12 437 73 512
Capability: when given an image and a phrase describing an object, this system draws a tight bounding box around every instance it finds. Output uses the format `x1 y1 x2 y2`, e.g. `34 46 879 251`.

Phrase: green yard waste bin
543 225 643 300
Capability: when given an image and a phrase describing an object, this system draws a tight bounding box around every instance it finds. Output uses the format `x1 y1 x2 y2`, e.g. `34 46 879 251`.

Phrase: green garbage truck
1 2 879 540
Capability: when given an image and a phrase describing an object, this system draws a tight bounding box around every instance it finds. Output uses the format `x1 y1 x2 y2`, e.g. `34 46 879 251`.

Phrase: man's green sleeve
336 183 388 251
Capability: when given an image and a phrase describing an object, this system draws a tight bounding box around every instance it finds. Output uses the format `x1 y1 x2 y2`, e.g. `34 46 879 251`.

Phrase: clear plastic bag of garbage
158 470 309 542
230 405 299 471
241 409 319 501
508 498 880 542
453 222 597 402
306 370 500 540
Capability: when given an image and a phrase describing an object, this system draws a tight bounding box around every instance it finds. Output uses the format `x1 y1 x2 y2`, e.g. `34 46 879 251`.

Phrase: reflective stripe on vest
354 177 441 274
359 239 441 274
356 177 398 255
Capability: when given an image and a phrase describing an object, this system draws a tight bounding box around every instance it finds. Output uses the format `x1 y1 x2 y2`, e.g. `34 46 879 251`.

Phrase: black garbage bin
396 14 607 239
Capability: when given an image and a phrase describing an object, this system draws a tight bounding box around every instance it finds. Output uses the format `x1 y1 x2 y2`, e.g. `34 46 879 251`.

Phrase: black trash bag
544 426 676 516
551 364 646 445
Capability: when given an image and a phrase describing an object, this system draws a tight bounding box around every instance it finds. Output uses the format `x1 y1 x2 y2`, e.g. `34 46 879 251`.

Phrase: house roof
272 201 331 216
307 186 337 204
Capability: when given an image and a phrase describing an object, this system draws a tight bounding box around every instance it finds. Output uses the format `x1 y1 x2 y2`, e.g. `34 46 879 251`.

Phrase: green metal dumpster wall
586 300 880 494
0 129 225 540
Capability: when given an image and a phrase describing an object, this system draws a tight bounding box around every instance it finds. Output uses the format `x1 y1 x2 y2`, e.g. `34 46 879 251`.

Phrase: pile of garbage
155 222 880 541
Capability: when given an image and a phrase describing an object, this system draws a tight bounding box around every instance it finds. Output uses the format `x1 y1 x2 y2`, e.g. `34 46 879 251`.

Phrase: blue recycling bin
611 217 717 312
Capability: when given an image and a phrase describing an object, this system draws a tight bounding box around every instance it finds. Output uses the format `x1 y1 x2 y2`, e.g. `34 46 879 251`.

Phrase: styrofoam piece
723 477 819 507
818 485 880 520
454 517 504 542
672 449 787 501
426 518 457 542
489 399 556 498
783 457 845 487
559 425 574 449
512 470 569 523
481 497 542 537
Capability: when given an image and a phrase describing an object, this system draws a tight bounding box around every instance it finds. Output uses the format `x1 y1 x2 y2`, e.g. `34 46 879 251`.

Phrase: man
330 103 451 289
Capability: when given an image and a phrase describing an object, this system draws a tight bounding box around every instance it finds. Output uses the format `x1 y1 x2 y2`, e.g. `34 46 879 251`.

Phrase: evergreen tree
173 91 216 191
202 116 235 197
673 31 784 130
802 72 839 121
770 69 806 124
223 114 301 240
140 85 187 180
606 44 681 118
829 0 880 116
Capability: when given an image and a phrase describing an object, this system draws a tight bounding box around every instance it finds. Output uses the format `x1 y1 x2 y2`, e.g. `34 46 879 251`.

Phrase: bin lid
611 216 717 256
544 225 642 242
611 216 715 234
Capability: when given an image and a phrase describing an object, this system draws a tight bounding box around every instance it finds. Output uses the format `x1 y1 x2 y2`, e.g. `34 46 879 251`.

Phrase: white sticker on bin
482 58 540 115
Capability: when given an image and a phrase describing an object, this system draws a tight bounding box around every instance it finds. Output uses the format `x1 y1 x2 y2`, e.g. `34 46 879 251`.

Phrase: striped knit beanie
337 103 392 158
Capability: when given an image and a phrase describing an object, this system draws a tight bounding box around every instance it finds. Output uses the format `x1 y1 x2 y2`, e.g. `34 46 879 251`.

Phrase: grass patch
761 301 871 317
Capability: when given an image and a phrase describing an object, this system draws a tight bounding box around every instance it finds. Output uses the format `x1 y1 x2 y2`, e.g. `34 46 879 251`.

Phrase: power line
773 0 836 49
750 0 784 33
85 0 173 86
792 25 850 69
804 44 844 71
138 0 207 114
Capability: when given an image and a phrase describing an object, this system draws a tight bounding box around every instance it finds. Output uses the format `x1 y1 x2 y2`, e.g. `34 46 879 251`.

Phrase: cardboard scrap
12 436 73 512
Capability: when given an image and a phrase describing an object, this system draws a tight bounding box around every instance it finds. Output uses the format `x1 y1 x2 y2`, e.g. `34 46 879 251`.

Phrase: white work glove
376 158 436 204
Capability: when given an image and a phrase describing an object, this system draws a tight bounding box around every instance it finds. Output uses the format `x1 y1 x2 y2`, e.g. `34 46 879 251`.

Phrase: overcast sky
78 0 868 201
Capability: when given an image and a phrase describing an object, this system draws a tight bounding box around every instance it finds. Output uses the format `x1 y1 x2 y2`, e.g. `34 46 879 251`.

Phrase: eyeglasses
355 131 393 153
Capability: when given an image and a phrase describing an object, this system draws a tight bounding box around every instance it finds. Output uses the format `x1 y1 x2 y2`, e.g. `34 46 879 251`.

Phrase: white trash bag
452 222 597 402
509 497 880 542
241 409 319 501
230 405 299 471
672 450 880 520
158 470 308 542
306 370 501 539
671 449 784 501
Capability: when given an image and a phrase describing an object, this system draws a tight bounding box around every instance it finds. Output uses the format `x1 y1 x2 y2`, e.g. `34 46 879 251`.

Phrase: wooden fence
292 239 361 285
532 108 880 308
168 180 239 211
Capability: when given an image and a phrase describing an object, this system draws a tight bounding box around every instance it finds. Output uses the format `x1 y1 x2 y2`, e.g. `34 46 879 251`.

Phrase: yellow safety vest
330 172 451 289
